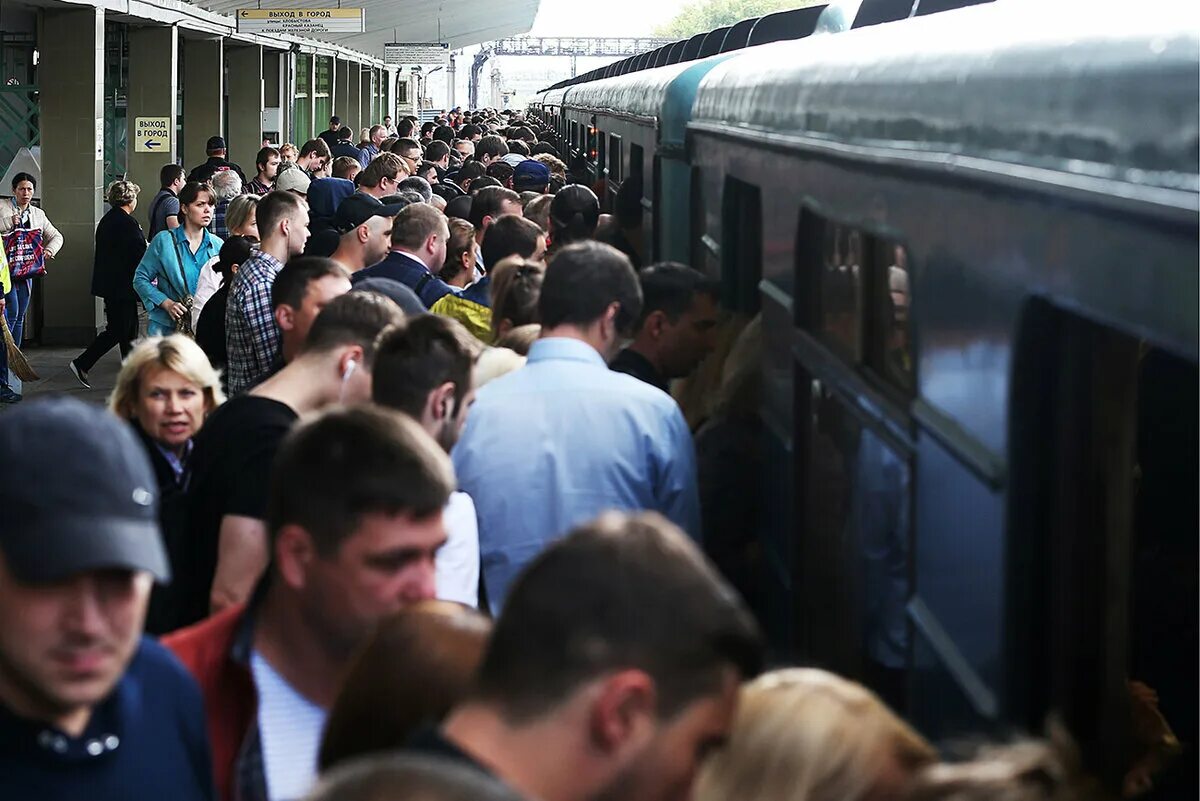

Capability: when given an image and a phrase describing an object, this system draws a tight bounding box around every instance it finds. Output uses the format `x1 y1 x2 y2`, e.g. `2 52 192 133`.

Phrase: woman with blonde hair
109 334 225 633
696 668 936 801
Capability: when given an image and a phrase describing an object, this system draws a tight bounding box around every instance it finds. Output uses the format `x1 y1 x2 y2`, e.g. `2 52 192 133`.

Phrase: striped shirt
225 249 284 395
249 650 325 801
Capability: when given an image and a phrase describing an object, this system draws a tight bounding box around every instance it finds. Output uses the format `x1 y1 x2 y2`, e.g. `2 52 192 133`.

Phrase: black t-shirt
175 396 298 630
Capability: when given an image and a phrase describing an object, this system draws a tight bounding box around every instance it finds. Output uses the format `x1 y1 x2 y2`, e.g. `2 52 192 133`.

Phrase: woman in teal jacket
134 181 222 336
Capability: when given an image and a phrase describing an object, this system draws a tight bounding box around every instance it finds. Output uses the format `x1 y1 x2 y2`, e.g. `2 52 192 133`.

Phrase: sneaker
0 386 21 404
68 360 91 389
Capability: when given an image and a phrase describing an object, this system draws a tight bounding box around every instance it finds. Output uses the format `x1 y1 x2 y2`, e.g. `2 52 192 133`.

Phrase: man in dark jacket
69 180 149 388
188 136 248 185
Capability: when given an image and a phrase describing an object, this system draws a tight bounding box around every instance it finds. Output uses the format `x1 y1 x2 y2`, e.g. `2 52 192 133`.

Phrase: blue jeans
1 279 31 390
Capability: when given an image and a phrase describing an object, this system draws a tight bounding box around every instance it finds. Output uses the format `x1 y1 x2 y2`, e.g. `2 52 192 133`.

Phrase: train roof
690 0 1199 207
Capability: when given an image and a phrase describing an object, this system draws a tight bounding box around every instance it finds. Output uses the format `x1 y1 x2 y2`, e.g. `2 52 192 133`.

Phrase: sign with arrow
237 8 365 35
133 117 171 154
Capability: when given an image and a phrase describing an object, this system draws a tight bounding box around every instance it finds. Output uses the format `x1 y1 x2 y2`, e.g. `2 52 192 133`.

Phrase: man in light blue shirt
453 241 701 613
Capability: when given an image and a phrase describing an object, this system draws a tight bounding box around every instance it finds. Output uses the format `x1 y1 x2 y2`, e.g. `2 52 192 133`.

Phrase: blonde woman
109 335 224 633
696 668 936 801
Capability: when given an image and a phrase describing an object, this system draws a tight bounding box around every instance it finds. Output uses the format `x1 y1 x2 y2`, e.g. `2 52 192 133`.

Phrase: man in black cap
318 115 343 150
188 136 248 185
0 397 214 800
330 193 404 274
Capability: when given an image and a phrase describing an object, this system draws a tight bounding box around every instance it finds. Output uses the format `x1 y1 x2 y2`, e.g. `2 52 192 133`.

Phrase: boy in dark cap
0 397 214 800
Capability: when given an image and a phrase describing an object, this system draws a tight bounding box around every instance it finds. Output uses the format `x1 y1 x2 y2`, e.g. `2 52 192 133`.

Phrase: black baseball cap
335 192 405 233
0 398 169 583
206 136 227 151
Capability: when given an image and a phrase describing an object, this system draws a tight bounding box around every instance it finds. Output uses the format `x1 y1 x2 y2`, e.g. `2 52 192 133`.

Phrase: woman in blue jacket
134 181 222 336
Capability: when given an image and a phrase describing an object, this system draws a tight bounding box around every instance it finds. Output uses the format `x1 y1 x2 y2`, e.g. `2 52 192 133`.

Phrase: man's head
539 241 642 359
460 123 482 142
369 125 387 147
383 115 393 127
335 194 402 270
473 512 763 801
359 153 405 199
391 202 450 272
256 146 282 183
475 135 509 166
266 406 454 657
257 189 311 257
338 126 355 141
452 139 475 161
372 315 483 452
0 398 170 732
271 257 353 363
468 186 522 242
210 168 243 202
332 156 361 181
205 135 227 157
512 160 551 194
295 290 406 403
550 185 601 248
159 163 185 193
308 754 524 801
426 140 451 169
396 118 416 138
299 138 332 172
329 115 342 131
480 214 546 273
454 161 486 194
630 264 721 380
399 176 434 204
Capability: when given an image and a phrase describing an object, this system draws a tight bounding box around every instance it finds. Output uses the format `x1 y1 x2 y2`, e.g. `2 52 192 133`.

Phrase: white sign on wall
237 8 365 35
133 117 171 153
384 42 449 66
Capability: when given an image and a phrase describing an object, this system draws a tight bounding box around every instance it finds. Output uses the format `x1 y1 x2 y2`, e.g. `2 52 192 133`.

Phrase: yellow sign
133 117 171 154
237 8 365 34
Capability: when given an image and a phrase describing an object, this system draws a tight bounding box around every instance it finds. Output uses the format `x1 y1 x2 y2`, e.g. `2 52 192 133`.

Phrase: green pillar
345 61 361 135
334 58 350 126
360 65 371 131
126 25 177 231
182 37 223 172
226 45 264 172
38 7 104 344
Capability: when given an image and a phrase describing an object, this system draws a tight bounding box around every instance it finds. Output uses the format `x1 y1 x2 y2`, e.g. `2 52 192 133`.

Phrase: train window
796 371 913 713
796 209 913 394
597 132 607 174
608 135 622 182
587 122 598 162
720 177 762 315
570 121 578 154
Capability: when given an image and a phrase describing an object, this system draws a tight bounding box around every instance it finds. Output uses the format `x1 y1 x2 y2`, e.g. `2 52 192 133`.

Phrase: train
528 0 1199 796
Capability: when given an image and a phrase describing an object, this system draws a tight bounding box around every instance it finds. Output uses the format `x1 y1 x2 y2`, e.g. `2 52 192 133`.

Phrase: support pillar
182 37 223 171
226 45 264 170
447 56 456 110
127 26 177 231
345 61 361 134
334 58 350 126
359 65 371 131
38 7 104 344
262 50 282 145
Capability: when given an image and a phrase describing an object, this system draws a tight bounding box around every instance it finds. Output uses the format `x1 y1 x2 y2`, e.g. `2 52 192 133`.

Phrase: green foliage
654 0 824 39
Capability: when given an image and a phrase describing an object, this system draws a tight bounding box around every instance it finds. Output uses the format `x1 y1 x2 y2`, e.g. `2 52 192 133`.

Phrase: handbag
166 231 197 338
3 217 46 280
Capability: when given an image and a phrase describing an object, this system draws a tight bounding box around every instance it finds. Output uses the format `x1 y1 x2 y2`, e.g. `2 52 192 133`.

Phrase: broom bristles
1 315 39 383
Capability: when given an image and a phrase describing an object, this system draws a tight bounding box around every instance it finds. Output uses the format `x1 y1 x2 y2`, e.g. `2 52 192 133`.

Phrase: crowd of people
0 109 1101 801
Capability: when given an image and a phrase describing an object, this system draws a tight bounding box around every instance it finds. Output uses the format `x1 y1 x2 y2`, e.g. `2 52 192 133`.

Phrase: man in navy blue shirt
353 202 459 308
0 398 214 800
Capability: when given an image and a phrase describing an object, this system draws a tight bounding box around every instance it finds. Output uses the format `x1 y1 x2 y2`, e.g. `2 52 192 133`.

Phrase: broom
1 315 39 382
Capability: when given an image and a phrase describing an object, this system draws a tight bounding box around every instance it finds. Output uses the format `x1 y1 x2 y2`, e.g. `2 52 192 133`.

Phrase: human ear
275 525 316 590
587 670 657 756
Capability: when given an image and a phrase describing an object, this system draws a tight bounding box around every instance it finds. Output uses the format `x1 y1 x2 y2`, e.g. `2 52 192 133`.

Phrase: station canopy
192 0 542 54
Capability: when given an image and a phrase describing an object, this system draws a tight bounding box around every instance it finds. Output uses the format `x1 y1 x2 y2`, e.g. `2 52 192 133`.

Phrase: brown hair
359 152 405 189
440 218 476 283
318 601 492 772
489 257 545 341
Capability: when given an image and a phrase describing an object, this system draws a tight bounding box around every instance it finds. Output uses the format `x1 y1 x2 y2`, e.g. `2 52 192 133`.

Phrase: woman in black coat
69 180 148 388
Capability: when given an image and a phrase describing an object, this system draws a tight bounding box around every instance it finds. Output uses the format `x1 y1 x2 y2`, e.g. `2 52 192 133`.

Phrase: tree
654 0 824 39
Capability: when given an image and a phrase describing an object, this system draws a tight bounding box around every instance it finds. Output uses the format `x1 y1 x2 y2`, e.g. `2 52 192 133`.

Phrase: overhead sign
384 42 449 66
237 8 365 35
133 117 171 153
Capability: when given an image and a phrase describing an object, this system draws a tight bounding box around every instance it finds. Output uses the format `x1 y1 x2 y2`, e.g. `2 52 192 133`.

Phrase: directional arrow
145 141 162 149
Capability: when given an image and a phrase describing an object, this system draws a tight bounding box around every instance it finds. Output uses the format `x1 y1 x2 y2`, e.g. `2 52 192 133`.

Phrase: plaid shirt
246 177 272 196
225 249 284 395
211 199 231 240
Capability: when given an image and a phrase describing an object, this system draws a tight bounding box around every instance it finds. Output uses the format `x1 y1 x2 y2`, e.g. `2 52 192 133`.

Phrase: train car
687 0 1197 795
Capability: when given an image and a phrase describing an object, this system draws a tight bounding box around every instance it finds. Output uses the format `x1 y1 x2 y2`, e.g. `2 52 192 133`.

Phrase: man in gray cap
0 397 213 799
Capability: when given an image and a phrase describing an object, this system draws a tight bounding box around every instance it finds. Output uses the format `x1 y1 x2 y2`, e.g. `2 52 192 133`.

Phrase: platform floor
1 343 124 410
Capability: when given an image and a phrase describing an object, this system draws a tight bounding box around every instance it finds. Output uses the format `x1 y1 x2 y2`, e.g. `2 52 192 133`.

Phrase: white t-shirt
438 491 480 608
250 650 327 801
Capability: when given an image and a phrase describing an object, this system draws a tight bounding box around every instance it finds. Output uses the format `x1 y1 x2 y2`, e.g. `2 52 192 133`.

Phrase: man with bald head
330 194 403 274
352 203 458 309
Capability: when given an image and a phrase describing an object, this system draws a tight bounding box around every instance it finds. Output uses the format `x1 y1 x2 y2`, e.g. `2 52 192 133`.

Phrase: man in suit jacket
70 180 149 388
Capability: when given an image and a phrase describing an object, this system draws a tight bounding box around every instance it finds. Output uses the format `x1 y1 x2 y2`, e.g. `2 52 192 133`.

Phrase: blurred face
363 216 394 266
599 671 740 801
284 205 311 256
658 294 720 379
260 154 281 181
13 180 34 207
303 511 446 654
283 273 352 356
280 146 297 163
530 234 547 263
431 222 450 269
399 149 421 173
183 193 215 229
0 552 151 734
454 141 474 159
233 205 259 241
132 365 207 452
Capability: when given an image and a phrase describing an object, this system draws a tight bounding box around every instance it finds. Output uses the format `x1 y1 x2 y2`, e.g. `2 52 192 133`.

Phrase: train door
1009 299 1197 798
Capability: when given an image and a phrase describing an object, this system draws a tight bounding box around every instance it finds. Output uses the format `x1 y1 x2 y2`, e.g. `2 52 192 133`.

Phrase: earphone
342 359 359 382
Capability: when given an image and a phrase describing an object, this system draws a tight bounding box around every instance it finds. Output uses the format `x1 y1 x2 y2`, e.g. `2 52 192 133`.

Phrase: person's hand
160 298 184 321
45 251 55 260
0 297 6 313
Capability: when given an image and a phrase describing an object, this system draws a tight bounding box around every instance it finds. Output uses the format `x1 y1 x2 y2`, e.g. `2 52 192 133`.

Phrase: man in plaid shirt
225 191 310 394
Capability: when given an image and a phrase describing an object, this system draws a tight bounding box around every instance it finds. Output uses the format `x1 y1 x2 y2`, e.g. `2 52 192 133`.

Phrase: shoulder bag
165 230 197 338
